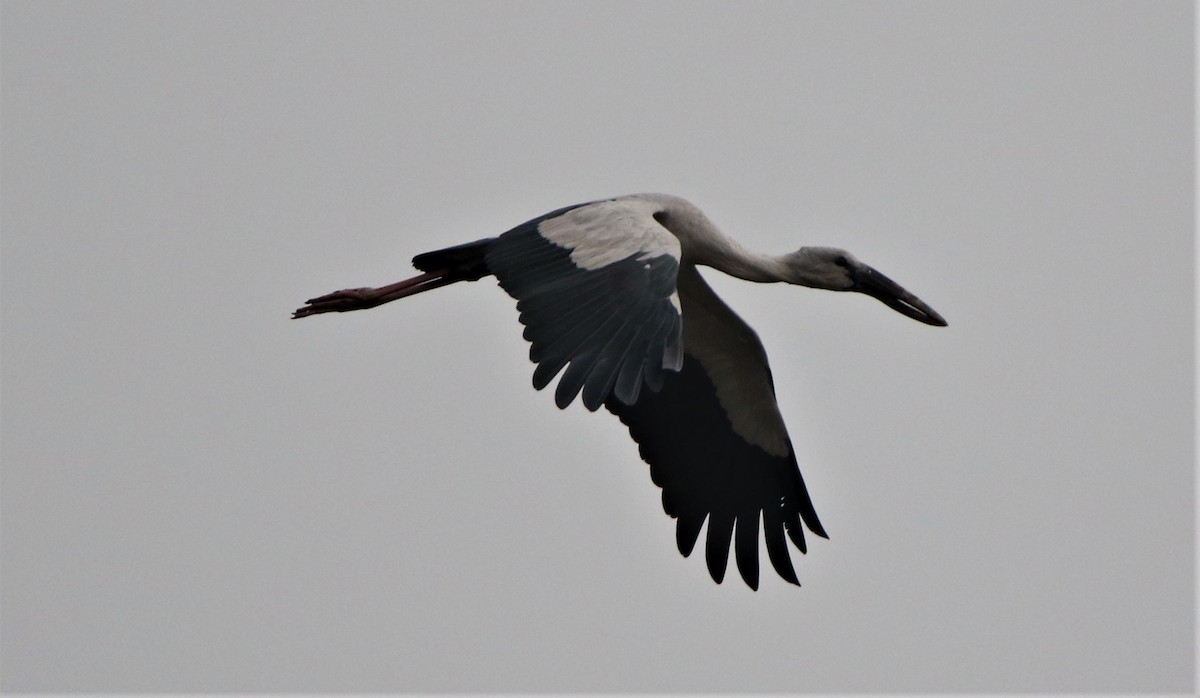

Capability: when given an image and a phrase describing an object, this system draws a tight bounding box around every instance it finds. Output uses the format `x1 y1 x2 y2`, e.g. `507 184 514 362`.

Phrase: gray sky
1 0 1193 692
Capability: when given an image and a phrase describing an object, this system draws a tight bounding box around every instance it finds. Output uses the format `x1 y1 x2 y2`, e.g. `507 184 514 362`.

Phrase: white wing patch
537 198 682 271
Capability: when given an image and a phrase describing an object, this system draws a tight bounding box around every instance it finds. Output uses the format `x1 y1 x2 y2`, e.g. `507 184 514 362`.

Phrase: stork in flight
293 193 947 589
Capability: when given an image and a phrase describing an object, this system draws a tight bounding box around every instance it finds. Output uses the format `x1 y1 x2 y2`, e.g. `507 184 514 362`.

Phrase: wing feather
676 513 706 557
612 329 652 405
704 514 735 584
763 510 800 585
485 196 683 410
606 266 826 588
554 311 632 409
535 298 626 393
734 513 762 590
580 302 659 410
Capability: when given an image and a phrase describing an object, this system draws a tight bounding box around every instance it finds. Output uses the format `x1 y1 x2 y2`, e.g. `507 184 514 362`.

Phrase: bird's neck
699 240 789 283
661 202 790 283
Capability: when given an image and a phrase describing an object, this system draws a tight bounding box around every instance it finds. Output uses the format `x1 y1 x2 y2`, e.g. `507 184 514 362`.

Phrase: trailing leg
292 237 497 318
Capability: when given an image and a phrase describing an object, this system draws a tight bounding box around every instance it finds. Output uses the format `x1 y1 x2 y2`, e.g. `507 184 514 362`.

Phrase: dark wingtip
704 515 734 585
764 514 800 586
784 515 808 554
734 515 761 590
676 514 705 557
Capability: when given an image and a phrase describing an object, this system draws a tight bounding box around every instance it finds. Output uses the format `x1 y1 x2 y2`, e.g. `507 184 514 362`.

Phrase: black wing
607 266 827 589
484 197 684 411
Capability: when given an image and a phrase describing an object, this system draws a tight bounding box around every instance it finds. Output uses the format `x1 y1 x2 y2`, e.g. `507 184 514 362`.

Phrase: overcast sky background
1 1 1194 693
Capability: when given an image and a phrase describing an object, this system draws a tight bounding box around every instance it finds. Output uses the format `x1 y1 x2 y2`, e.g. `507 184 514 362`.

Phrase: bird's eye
834 256 849 267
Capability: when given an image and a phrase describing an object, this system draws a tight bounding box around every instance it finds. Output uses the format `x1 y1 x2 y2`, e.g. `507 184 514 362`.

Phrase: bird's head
783 246 948 326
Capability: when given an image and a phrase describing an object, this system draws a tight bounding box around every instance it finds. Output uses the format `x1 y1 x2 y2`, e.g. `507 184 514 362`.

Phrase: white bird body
295 193 946 589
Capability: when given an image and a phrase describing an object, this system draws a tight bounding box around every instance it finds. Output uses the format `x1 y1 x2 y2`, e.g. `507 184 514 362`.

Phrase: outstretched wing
606 266 827 589
484 197 684 411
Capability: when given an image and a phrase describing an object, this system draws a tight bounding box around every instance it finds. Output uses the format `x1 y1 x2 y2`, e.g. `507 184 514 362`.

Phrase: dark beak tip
876 291 948 327
853 266 947 328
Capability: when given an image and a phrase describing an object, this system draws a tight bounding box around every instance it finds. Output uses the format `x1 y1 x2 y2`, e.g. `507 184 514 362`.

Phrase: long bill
854 266 948 327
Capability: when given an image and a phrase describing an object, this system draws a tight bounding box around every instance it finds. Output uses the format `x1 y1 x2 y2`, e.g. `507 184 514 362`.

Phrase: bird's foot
292 271 449 319
292 287 383 318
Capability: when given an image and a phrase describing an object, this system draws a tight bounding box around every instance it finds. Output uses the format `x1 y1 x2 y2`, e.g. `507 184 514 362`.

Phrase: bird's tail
411 237 495 279
292 238 497 318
